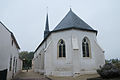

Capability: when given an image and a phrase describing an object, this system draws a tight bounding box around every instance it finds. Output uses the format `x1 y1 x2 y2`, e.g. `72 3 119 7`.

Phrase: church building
33 9 105 76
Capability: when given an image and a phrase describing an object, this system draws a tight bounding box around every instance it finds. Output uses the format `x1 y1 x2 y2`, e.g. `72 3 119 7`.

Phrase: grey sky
0 0 120 59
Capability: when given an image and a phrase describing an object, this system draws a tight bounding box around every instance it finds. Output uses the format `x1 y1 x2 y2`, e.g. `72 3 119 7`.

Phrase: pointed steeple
45 13 49 31
44 13 50 38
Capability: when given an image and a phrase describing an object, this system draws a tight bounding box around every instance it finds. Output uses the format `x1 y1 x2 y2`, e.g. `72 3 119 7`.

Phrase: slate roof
53 9 97 32
34 9 97 53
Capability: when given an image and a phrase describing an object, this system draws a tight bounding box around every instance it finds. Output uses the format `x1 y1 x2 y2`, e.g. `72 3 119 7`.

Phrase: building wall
34 29 105 76
0 22 22 80
33 40 45 73
0 23 11 71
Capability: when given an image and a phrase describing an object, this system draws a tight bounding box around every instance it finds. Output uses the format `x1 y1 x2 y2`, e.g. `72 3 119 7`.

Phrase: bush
115 63 120 69
97 63 120 78
105 59 120 70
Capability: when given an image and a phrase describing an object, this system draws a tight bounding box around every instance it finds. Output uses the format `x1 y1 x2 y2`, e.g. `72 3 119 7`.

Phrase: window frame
57 39 66 58
9 56 12 71
82 37 91 58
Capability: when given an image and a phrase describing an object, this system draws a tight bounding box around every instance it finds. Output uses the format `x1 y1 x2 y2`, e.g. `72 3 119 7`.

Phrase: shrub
115 63 120 69
105 59 120 70
97 63 120 78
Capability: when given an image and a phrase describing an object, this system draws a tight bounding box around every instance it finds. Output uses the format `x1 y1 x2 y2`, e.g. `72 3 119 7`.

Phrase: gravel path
14 70 99 80
13 70 51 80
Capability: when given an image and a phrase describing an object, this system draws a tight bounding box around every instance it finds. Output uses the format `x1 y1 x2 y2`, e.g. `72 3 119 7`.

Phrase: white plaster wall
50 29 104 76
93 40 105 68
34 29 105 76
17 59 23 71
0 23 21 80
34 41 45 72
44 40 53 75
34 35 53 74
0 23 11 71
51 30 73 76
73 29 97 72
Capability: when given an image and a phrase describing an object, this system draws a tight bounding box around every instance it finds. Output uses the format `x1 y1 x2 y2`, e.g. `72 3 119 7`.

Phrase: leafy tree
27 52 34 60
19 51 29 60
19 51 34 70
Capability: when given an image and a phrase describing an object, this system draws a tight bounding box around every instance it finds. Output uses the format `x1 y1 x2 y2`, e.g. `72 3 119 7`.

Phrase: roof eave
11 33 20 49
53 27 98 34
34 28 98 53
34 32 51 53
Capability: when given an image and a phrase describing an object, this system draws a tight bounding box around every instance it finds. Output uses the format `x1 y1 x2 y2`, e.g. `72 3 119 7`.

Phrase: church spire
44 13 50 38
45 13 49 31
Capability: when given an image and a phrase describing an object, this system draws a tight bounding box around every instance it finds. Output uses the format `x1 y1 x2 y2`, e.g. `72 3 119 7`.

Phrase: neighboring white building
33 9 105 76
0 22 22 80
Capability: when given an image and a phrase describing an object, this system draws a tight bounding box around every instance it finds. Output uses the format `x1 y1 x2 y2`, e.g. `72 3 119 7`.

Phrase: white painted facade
33 29 105 76
0 22 22 80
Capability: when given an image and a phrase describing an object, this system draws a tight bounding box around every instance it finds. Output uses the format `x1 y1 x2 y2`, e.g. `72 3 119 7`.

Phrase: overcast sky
0 0 120 59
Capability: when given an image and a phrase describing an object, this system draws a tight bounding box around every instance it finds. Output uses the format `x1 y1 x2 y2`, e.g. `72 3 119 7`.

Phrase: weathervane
69 0 72 9
46 6 48 13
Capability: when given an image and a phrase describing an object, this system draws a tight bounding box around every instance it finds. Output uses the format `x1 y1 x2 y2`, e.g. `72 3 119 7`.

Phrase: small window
9 56 12 71
15 59 17 73
82 37 90 57
58 39 66 58
12 40 14 46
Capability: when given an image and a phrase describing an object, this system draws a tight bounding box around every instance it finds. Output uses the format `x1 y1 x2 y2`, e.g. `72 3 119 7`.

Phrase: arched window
82 37 90 57
58 39 66 57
